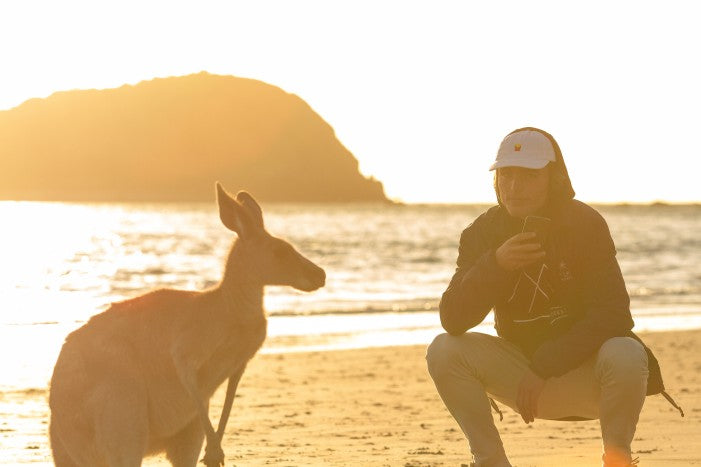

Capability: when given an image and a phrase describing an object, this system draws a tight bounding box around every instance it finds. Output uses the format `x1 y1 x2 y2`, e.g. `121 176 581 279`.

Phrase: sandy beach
2 329 699 466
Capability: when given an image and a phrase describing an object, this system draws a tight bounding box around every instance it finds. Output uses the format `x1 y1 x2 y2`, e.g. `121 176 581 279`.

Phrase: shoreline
3 315 700 395
2 329 699 465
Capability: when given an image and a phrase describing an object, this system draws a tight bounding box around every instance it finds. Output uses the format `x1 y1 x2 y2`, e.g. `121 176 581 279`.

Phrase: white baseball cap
489 129 556 171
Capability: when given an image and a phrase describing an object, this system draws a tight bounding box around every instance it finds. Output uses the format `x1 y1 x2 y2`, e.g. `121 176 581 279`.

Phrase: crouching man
427 128 679 467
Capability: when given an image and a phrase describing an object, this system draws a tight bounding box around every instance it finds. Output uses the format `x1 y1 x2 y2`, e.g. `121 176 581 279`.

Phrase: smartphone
522 215 551 245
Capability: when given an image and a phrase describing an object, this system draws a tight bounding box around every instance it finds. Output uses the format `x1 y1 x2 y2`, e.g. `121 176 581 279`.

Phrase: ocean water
0 202 700 395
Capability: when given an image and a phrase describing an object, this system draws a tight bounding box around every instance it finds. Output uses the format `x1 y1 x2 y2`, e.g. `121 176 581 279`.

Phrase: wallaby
48 183 326 466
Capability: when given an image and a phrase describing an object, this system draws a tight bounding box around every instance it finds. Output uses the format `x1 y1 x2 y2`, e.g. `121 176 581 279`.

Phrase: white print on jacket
508 263 569 325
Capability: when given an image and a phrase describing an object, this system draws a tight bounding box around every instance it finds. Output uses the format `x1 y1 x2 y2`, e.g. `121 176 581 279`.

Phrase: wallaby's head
216 182 326 292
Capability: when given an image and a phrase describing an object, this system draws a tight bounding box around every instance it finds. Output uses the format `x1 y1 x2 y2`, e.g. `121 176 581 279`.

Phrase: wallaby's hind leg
50 421 80 467
93 382 148 467
165 417 205 467
50 388 105 466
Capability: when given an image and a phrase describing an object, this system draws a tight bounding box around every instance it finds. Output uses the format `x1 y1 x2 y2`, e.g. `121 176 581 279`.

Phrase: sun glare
0 202 122 321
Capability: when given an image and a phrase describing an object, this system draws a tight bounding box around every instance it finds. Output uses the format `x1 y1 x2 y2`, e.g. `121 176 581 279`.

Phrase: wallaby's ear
216 182 251 238
235 191 264 229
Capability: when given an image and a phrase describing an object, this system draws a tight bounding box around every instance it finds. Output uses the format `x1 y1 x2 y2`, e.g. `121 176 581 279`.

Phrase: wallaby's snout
265 237 326 292
297 261 326 292
313 265 326 289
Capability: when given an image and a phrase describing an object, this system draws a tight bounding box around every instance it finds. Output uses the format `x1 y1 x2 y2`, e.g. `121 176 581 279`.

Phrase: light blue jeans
426 332 648 467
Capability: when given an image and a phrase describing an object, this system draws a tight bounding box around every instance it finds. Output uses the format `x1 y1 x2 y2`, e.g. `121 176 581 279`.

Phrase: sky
1 0 700 203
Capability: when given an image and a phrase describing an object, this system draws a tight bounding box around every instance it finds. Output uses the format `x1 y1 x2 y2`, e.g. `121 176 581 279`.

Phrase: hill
0 72 388 202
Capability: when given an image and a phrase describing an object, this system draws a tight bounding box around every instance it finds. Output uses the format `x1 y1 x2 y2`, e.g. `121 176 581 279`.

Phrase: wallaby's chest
147 317 267 438
199 317 268 393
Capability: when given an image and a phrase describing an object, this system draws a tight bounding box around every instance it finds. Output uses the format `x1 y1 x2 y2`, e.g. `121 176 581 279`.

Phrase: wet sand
2 330 699 466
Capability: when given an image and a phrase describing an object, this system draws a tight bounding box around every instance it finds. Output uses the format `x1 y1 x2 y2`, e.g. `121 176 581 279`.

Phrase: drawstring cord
489 397 504 421
661 391 684 417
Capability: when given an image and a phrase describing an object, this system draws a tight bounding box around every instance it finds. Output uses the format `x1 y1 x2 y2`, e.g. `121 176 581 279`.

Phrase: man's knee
596 337 649 382
426 332 486 380
426 333 456 379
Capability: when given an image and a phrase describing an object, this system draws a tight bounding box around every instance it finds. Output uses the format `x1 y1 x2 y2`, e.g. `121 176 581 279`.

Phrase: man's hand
516 369 546 424
495 232 545 272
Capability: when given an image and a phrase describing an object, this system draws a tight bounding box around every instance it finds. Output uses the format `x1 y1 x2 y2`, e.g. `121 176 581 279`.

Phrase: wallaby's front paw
201 442 226 466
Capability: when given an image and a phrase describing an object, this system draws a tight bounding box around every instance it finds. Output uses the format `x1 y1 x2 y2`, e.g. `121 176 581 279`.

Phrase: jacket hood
494 127 575 209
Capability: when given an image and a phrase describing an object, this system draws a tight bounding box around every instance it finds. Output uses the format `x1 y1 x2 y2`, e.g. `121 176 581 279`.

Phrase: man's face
496 166 550 219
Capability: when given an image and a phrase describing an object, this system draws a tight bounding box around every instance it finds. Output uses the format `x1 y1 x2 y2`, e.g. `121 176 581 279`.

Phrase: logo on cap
514 143 522 152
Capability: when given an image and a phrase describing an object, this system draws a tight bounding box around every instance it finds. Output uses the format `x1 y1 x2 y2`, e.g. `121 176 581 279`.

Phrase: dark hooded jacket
439 127 665 396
